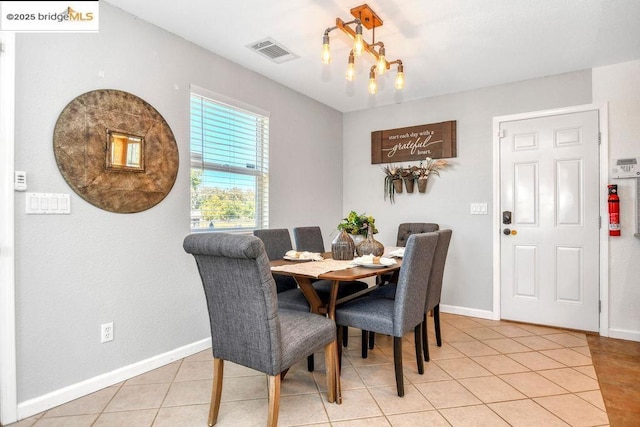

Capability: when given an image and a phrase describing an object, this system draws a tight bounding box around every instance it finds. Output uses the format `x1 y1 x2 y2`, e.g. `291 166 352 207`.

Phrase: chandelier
322 4 404 94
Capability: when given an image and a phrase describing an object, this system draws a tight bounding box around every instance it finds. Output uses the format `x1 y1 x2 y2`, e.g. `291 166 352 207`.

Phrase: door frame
0 31 18 424
492 103 609 337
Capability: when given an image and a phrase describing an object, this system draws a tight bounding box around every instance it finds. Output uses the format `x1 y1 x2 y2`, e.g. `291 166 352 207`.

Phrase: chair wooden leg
434 305 442 347
267 374 281 427
393 337 405 397
307 354 314 372
368 331 375 349
414 324 424 374
208 358 224 426
361 330 368 358
343 327 349 347
422 312 430 362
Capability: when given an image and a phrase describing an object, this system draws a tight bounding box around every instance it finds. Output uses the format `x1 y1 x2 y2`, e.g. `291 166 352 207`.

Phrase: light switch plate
26 193 71 214
14 171 27 191
470 203 488 215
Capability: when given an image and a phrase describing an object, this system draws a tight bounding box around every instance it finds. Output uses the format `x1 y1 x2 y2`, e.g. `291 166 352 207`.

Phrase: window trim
189 85 269 233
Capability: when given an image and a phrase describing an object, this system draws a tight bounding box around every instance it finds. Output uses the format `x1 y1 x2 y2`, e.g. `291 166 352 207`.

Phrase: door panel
500 110 599 331
514 163 538 225
556 246 582 302
556 159 582 225
514 245 537 297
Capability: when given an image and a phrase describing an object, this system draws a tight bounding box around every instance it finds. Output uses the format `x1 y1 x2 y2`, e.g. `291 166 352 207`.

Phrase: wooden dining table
270 251 402 320
270 252 402 404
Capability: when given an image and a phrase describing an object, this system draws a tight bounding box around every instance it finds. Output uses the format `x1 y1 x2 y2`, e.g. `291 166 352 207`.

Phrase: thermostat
611 158 640 179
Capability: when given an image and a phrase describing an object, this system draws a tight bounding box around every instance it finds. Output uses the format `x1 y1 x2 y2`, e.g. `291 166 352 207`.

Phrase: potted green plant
337 211 378 245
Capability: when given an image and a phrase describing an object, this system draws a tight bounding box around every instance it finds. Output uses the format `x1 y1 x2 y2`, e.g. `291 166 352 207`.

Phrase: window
190 86 269 232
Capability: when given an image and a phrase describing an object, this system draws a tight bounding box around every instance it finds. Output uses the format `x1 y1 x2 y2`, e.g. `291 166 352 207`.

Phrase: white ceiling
105 0 640 113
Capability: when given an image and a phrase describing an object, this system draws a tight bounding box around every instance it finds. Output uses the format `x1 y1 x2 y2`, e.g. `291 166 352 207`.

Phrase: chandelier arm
324 26 337 36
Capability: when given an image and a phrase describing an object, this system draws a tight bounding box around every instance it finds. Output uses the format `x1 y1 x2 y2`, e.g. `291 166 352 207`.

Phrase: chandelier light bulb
321 38 331 64
353 23 364 56
346 52 356 81
368 69 378 94
395 63 405 90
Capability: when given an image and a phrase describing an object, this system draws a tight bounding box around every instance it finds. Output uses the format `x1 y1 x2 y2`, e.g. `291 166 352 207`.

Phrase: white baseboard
608 328 640 342
439 304 496 320
16 338 211 421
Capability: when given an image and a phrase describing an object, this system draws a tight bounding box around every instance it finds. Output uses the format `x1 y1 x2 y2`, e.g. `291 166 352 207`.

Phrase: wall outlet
101 322 114 343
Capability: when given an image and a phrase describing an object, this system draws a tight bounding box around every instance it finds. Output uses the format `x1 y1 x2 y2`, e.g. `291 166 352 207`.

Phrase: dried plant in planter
402 166 419 193
382 164 402 203
382 157 449 201
416 157 448 192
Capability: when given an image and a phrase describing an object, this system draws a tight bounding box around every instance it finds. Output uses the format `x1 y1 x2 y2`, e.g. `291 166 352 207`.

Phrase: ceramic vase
356 225 384 257
331 230 355 260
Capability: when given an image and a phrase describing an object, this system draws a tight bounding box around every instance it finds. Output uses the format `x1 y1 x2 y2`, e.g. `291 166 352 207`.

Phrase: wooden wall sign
371 121 457 164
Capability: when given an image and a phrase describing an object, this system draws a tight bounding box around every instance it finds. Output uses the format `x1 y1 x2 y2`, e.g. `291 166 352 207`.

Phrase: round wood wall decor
53 89 179 213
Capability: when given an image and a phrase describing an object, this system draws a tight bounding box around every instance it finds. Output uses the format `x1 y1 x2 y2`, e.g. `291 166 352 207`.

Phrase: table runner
271 259 354 278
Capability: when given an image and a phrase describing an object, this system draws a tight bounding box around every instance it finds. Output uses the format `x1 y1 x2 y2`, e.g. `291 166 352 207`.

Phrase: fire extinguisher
608 184 620 236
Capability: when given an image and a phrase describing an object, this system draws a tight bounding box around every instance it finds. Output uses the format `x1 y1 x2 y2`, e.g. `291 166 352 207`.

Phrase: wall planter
382 157 448 203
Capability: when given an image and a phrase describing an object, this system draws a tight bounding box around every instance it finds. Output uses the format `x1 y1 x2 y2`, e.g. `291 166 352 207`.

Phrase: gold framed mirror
53 89 179 213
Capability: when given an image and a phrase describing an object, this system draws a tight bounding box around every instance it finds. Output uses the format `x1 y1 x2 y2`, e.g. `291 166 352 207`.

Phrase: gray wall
343 71 592 312
14 3 343 401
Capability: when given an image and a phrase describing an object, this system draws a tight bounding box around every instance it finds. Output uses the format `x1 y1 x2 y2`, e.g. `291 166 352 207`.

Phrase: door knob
503 228 511 236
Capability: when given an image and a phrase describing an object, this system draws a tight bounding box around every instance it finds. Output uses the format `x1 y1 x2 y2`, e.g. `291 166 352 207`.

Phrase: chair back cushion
293 226 325 253
253 229 298 292
394 232 439 336
396 223 439 247
253 229 293 260
425 229 453 311
183 233 282 374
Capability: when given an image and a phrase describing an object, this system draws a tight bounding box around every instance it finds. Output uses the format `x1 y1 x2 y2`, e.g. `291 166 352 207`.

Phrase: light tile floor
8 313 610 426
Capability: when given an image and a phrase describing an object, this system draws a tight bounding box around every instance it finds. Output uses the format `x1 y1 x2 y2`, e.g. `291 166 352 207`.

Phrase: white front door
499 110 600 331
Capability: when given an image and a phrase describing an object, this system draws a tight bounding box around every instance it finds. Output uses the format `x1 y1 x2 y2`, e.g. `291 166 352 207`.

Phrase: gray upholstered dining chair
254 228 335 372
183 233 340 427
253 228 317 371
370 229 453 362
366 222 440 354
335 232 439 397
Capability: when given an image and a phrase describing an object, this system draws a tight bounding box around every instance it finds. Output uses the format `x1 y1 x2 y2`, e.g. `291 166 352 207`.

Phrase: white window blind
190 88 269 232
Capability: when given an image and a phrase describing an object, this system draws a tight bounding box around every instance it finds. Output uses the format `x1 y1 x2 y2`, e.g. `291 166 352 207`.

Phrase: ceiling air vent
247 38 298 64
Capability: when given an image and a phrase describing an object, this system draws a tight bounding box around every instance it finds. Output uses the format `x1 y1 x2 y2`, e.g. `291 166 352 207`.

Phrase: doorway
493 104 609 334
